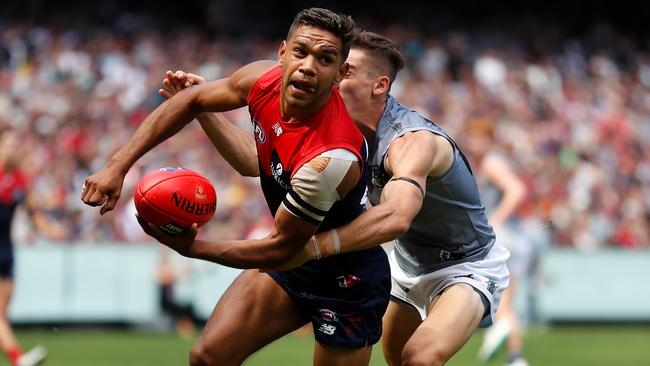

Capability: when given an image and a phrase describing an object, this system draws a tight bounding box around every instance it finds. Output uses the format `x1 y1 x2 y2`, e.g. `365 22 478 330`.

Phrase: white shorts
389 243 510 328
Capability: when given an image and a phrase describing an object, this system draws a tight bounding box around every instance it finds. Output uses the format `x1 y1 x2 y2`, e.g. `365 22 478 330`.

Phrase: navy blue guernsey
0 169 27 264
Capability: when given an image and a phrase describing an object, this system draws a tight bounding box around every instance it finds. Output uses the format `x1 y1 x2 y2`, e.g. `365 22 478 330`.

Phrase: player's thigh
314 341 372 366
381 299 422 366
192 269 307 363
404 283 484 362
0 278 13 312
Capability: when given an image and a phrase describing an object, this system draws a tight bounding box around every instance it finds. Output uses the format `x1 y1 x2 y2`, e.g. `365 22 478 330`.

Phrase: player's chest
0 173 25 205
253 119 309 187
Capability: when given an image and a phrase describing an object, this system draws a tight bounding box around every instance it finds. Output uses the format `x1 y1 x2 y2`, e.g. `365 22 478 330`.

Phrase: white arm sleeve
281 149 359 224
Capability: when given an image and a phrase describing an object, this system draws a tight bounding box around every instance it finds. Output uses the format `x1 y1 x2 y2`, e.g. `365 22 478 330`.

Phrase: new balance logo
318 324 336 336
271 123 283 136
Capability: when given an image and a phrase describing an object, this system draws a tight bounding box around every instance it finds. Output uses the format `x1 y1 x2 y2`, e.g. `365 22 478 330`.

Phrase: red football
134 167 217 235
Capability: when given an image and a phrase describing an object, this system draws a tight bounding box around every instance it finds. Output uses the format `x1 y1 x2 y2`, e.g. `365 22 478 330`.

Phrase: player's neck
279 94 329 122
354 98 386 142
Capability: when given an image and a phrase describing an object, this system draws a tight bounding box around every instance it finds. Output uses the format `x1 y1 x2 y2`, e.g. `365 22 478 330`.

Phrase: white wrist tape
330 229 341 255
310 236 322 260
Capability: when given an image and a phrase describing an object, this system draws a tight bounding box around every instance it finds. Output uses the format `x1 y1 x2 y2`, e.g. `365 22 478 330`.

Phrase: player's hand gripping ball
134 167 217 235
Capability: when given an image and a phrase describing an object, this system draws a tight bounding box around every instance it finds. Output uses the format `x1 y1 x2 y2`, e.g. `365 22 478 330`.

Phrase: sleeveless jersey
248 66 369 230
369 96 495 276
0 168 27 255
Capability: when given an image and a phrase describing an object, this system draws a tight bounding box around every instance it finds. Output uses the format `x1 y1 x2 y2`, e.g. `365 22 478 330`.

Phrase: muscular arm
197 113 259 177
186 206 318 268
108 61 274 173
310 131 454 257
147 152 362 269
82 61 275 213
481 153 526 229
160 71 259 177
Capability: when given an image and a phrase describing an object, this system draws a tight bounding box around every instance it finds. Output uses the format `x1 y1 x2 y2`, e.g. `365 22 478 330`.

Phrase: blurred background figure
462 121 533 366
156 248 199 339
0 130 65 366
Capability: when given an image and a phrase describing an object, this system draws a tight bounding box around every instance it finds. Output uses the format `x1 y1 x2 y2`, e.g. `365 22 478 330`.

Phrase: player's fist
81 165 126 215
159 70 206 99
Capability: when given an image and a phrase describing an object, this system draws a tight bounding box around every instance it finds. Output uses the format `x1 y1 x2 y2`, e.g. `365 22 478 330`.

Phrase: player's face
338 48 376 120
279 25 346 111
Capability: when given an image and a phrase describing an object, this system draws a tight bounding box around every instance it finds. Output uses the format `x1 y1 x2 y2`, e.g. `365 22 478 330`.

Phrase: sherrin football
134 167 217 235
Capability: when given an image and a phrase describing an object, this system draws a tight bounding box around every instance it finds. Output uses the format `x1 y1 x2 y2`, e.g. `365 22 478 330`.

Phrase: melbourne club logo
319 309 338 322
253 120 266 143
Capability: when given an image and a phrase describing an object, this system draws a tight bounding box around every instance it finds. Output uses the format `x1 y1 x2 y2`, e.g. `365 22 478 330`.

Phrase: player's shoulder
248 63 282 91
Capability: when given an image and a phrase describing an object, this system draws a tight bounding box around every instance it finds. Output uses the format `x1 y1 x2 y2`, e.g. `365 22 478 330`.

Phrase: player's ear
336 62 350 84
278 41 287 65
373 75 390 96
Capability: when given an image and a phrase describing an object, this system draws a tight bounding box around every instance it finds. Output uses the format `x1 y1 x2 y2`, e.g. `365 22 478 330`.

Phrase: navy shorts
269 246 391 349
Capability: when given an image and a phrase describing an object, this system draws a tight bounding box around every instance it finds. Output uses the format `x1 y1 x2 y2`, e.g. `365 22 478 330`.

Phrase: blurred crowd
1 17 648 250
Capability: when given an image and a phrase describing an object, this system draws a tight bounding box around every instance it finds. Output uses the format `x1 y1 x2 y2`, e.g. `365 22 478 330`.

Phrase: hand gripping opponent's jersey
248 66 369 231
369 96 496 276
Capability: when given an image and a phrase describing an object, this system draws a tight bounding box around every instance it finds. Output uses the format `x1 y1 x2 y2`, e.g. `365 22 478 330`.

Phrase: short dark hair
353 31 406 84
287 8 356 62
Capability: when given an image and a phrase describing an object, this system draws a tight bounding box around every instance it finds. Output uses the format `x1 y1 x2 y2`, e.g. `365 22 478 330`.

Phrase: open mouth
290 80 316 94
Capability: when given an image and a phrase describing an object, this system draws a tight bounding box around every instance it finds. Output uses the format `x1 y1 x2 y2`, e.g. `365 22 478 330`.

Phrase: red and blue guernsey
0 168 28 278
247 66 390 348
248 66 368 230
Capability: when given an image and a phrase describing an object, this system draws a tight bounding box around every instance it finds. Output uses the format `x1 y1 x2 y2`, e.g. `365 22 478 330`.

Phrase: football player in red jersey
0 131 66 366
82 8 390 366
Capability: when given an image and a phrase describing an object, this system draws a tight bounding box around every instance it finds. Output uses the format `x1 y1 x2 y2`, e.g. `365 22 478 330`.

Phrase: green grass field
13 326 650 366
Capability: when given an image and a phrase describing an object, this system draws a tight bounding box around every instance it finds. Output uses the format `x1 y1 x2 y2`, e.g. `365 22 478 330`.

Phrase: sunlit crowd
2 18 648 250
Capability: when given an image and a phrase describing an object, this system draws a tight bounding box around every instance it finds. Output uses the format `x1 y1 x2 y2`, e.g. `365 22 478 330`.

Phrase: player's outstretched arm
160 71 259 177
81 61 275 214
138 203 318 269
293 131 453 263
138 153 362 269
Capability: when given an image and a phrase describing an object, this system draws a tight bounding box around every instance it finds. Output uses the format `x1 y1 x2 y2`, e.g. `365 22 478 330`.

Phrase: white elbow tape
330 229 341 255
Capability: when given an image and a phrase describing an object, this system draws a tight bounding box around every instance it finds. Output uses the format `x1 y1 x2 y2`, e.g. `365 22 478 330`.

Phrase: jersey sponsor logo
318 324 336 336
253 120 266 143
271 122 283 136
336 274 362 288
270 160 290 190
319 308 337 322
